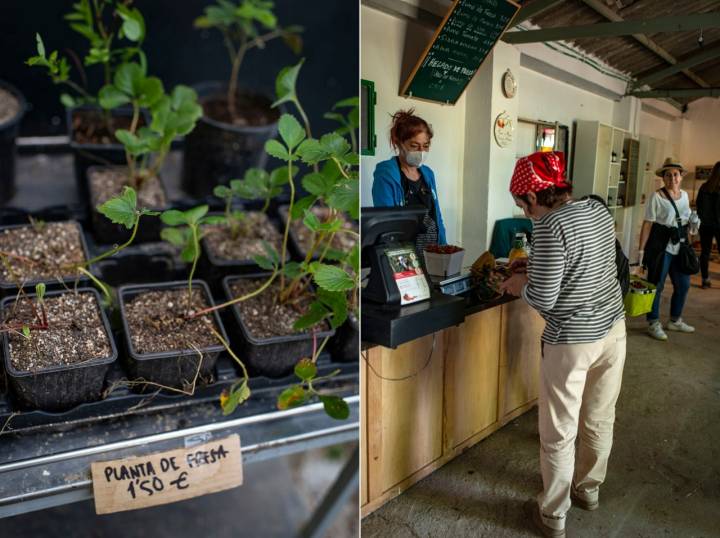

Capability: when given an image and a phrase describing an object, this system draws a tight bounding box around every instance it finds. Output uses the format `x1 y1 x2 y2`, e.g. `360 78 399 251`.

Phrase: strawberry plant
194 0 302 123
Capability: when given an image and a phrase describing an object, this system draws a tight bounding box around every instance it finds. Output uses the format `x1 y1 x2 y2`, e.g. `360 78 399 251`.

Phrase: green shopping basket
624 276 657 317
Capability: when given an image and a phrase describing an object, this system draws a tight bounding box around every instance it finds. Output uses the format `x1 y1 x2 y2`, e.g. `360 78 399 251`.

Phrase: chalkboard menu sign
401 0 520 104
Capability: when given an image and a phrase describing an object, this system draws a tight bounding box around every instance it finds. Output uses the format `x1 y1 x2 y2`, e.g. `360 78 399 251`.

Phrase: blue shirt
371 157 447 244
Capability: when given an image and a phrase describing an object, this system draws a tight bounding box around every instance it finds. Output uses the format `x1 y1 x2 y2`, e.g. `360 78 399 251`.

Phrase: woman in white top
638 158 698 340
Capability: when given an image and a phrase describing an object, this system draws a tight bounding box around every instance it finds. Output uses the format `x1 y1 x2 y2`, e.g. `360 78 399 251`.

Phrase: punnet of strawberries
424 244 464 254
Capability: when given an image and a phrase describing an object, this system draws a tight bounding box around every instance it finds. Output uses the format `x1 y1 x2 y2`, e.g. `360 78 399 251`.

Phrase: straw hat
655 157 686 177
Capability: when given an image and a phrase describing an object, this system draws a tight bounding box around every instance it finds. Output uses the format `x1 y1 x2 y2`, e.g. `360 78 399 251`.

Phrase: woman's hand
500 272 528 297
509 258 528 274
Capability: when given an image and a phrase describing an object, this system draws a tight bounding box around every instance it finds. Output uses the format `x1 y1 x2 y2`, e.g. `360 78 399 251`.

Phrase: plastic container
87 165 167 244
1 287 117 411
118 280 228 390
624 276 657 317
198 211 289 295
67 105 150 203
423 247 465 277
328 314 358 363
0 221 93 298
0 80 27 202
278 205 358 262
221 273 335 378
181 82 279 198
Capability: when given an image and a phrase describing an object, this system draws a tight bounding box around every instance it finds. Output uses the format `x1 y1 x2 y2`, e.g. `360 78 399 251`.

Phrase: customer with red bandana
500 151 626 538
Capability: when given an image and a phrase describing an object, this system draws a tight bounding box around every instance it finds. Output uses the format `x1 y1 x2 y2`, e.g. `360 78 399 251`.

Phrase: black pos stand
361 206 465 348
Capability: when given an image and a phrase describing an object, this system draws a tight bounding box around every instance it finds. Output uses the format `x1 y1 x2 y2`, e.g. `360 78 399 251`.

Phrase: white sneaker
648 321 668 340
667 319 695 333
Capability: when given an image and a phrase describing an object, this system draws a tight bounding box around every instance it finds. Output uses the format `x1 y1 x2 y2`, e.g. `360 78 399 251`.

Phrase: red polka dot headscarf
509 151 569 196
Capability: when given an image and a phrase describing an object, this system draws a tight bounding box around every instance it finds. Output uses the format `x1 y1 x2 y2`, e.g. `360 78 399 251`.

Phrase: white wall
360 7 467 244
517 68 615 128
679 97 720 173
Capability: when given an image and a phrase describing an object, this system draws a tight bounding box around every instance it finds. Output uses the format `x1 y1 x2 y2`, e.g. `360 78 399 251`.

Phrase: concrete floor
363 262 720 538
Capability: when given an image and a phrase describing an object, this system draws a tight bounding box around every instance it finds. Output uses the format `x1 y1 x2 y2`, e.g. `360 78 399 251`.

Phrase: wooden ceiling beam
629 88 720 98
502 13 720 44
580 0 712 89
634 42 720 88
513 0 566 25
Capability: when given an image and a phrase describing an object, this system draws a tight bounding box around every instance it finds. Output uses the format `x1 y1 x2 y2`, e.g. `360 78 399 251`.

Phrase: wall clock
502 69 517 98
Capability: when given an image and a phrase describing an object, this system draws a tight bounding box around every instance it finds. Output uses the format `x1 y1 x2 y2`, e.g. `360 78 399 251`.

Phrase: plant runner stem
187 269 278 319
279 159 296 293
81 213 141 268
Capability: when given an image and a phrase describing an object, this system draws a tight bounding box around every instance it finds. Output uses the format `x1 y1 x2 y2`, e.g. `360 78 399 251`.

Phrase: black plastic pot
198 211 289 295
67 105 150 203
328 314 358 363
0 220 93 298
1 287 118 411
95 241 188 287
87 165 167 245
181 82 279 199
118 280 228 390
221 273 335 378
0 80 27 202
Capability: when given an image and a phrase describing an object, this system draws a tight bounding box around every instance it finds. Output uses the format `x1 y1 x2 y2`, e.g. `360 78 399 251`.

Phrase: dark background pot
181 82 279 199
1 287 118 411
0 220 94 298
118 280 228 391
0 80 26 202
221 273 335 379
87 165 167 245
67 105 150 204
328 314 359 363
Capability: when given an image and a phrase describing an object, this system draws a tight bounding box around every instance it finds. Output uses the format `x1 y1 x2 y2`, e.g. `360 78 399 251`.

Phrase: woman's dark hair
701 161 720 193
389 109 433 151
517 185 573 208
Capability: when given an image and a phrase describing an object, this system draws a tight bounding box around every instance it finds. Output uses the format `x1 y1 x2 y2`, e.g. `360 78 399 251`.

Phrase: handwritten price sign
91 435 243 514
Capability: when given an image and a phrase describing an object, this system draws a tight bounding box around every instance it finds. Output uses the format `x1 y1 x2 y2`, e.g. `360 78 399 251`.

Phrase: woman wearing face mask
638 157 698 341
372 109 447 252
499 151 626 538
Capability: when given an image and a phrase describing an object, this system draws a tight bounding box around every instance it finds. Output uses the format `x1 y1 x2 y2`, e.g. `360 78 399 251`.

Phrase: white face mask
404 150 427 167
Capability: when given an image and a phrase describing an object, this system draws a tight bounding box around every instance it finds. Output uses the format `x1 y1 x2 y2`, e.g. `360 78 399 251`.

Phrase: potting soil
71 109 145 145
203 212 283 262
289 207 357 255
202 93 279 127
0 87 19 125
89 167 166 208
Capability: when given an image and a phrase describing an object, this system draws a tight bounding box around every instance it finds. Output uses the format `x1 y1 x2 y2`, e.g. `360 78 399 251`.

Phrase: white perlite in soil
0 87 20 126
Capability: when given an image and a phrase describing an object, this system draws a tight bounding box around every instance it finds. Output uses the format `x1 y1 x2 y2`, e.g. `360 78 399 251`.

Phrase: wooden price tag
91 434 243 514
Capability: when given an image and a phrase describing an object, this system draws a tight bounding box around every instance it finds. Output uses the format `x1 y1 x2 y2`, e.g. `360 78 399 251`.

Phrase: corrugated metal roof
526 0 720 103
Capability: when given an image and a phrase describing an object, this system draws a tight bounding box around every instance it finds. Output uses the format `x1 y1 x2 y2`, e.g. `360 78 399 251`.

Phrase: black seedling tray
0 352 355 434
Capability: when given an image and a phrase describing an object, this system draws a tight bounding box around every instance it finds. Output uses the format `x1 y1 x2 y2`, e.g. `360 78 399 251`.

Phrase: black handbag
660 188 700 275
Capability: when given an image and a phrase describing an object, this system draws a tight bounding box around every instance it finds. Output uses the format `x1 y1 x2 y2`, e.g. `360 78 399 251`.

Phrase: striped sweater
521 198 625 345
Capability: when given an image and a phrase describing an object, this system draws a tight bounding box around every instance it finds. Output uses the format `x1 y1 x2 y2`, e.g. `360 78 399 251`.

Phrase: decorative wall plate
494 111 514 148
502 69 517 98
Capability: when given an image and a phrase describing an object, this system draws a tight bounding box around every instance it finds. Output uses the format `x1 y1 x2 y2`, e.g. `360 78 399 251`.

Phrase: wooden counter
360 299 544 516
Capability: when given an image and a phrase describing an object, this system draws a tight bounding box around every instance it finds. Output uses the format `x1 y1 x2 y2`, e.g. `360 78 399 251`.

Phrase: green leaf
117 5 145 42
348 244 359 274
98 85 130 109
334 96 359 109
221 381 251 415
319 395 350 420
22 326 30 339
293 301 328 331
35 33 46 58
60 93 76 108
35 282 46 301
181 239 199 263
278 114 305 151
213 185 232 198
114 62 144 96
290 195 316 220
184 205 209 225
137 77 164 108
317 288 348 329
320 132 351 159
253 254 276 271
272 59 304 108
294 358 317 382
160 227 186 247
327 179 359 219
201 215 226 226
277 385 308 410
262 240 280 266
282 261 304 279
296 139 327 164
265 139 291 161
270 166 291 187
160 209 187 226
97 187 138 229
303 209 321 232
302 172 335 197
313 264 354 292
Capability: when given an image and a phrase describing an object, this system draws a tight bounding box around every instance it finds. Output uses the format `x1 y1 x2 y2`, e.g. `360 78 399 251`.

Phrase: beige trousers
537 320 627 530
